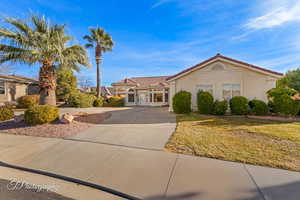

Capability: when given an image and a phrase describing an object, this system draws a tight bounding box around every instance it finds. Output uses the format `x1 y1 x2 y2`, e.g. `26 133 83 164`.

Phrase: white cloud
245 0 300 30
151 0 175 8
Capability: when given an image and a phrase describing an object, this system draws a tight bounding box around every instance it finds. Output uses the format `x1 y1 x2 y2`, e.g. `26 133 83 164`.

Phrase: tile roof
167 54 284 81
112 76 170 88
0 74 38 83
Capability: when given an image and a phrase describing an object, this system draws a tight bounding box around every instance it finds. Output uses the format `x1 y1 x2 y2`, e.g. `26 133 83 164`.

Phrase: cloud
151 0 175 8
245 0 300 30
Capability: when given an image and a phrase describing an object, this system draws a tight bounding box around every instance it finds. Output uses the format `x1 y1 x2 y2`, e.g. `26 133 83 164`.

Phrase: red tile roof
167 54 284 81
112 76 170 88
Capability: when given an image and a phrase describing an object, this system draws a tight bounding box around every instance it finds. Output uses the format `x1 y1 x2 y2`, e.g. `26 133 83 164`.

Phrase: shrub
249 99 268 116
17 95 39 108
0 106 14 121
68 92 96 108
24 105 59 124
93 97 104 107
229 96 249 115
272 94 300 116
213 100 228 115
172 91 192 114
104 96 125 107
197 91 214 114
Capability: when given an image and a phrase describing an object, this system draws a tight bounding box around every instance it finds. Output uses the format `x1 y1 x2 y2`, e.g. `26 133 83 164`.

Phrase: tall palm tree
83 28 113 97
0 15 89 105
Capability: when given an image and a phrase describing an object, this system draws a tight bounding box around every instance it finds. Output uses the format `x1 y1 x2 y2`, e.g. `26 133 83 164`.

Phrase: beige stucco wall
0 82 28 104
169 61 279 111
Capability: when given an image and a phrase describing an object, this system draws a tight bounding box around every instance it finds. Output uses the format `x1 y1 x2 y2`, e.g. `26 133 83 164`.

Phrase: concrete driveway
68 107 176 150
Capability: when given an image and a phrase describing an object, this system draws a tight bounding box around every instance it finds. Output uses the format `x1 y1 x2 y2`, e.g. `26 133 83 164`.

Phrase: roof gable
167 54 284 81
112 76 170 88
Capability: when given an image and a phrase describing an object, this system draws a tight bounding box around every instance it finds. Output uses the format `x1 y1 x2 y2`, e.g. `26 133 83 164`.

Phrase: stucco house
0 75 39 104
111 76 169 106
167 54 283 111
112 54 283 110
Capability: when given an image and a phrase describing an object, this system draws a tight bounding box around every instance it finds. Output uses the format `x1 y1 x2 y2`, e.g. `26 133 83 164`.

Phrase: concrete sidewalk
0 134 299 200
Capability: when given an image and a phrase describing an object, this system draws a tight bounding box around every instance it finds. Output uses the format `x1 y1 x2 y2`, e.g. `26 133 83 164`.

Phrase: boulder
14 114 24 123
60 113 74 124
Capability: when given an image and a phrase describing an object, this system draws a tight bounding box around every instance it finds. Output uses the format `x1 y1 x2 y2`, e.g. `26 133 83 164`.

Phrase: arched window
128 89 135 103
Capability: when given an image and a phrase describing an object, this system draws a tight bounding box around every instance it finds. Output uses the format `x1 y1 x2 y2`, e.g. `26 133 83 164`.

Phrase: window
127 89 135 103
154 93 163 102
223 84 240 101
0 80 5 94
196 84 213 95
164 89 169 103
211 64 224 71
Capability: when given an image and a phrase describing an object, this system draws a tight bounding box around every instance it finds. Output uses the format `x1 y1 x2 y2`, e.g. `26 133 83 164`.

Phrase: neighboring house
111 76 170 106
167 54 283 111
112 54 283 109
0 75 39 104
82 86 114 98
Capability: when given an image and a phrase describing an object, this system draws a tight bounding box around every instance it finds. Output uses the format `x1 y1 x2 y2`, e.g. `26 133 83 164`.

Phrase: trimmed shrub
93 97 104 107
104 96 125 107
68 92 96 108
24 105 59 124
229 96 249 115
272 94 300 116
197 91 214 114
0 106 14 121
213 100 228 115
172 91 192 114
249 99 268 116
17 95 39 108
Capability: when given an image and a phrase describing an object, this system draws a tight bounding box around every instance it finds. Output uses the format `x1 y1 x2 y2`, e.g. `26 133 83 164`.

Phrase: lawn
165 113 300 171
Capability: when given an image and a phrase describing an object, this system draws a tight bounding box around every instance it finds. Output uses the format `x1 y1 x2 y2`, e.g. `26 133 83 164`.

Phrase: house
112 54 283 109
82 86 114 98
0 75 39 104
167 54 283 111
111 76 170 106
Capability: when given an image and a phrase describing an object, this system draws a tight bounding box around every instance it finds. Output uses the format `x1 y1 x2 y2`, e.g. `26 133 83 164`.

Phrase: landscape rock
60 113 74 124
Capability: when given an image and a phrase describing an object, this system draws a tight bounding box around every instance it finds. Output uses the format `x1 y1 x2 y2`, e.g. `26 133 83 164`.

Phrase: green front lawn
165 113 300 171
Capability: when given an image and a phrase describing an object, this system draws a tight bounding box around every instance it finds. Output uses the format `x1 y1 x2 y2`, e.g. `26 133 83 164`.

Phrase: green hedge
93 97 104 107
104 96 125 107
197 91 214 114
230 96 249 115
272 94 300 116
17 95 39 108
249 99 268 116
68 92 96 108
0 106 14 121
172 91 192 114
24 105 59 124
213 100 228 115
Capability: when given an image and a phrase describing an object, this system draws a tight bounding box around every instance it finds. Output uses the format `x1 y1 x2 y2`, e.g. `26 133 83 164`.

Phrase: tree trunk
95 45 102 98
96 62 101 98
39 61 57 106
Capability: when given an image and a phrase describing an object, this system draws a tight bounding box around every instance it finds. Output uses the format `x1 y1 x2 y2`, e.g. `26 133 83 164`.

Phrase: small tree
56 67 77 101
277 68 300 93
197 91 214 114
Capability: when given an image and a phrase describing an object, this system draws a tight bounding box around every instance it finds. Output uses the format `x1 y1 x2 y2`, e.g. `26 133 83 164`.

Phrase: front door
138 93 147 105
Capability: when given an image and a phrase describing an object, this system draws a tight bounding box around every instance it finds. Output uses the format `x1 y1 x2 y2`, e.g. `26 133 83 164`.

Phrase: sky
0 0 300 86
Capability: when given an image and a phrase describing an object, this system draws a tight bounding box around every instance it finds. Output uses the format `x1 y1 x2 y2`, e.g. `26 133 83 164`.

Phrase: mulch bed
0 112 111 138
247 115 300 122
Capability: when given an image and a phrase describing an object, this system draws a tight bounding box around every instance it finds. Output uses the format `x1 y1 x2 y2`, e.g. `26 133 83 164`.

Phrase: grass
165 113 300 171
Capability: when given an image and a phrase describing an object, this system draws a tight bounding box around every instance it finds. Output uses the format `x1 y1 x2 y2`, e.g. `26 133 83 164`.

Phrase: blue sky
1 0 300 86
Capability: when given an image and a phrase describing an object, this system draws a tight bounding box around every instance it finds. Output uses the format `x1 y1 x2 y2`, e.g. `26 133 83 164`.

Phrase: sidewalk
0 134 299 200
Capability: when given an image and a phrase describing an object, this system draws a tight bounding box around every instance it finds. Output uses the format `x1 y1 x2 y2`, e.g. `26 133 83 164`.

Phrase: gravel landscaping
0 112 111 138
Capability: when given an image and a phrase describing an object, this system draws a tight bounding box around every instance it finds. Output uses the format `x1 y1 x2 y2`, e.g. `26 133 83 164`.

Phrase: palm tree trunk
39 61 57 106
96 61 101 98
95 45 102 98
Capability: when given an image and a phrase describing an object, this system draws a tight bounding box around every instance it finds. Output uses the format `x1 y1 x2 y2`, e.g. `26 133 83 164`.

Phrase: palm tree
0 15 89 105
83 28 113 97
